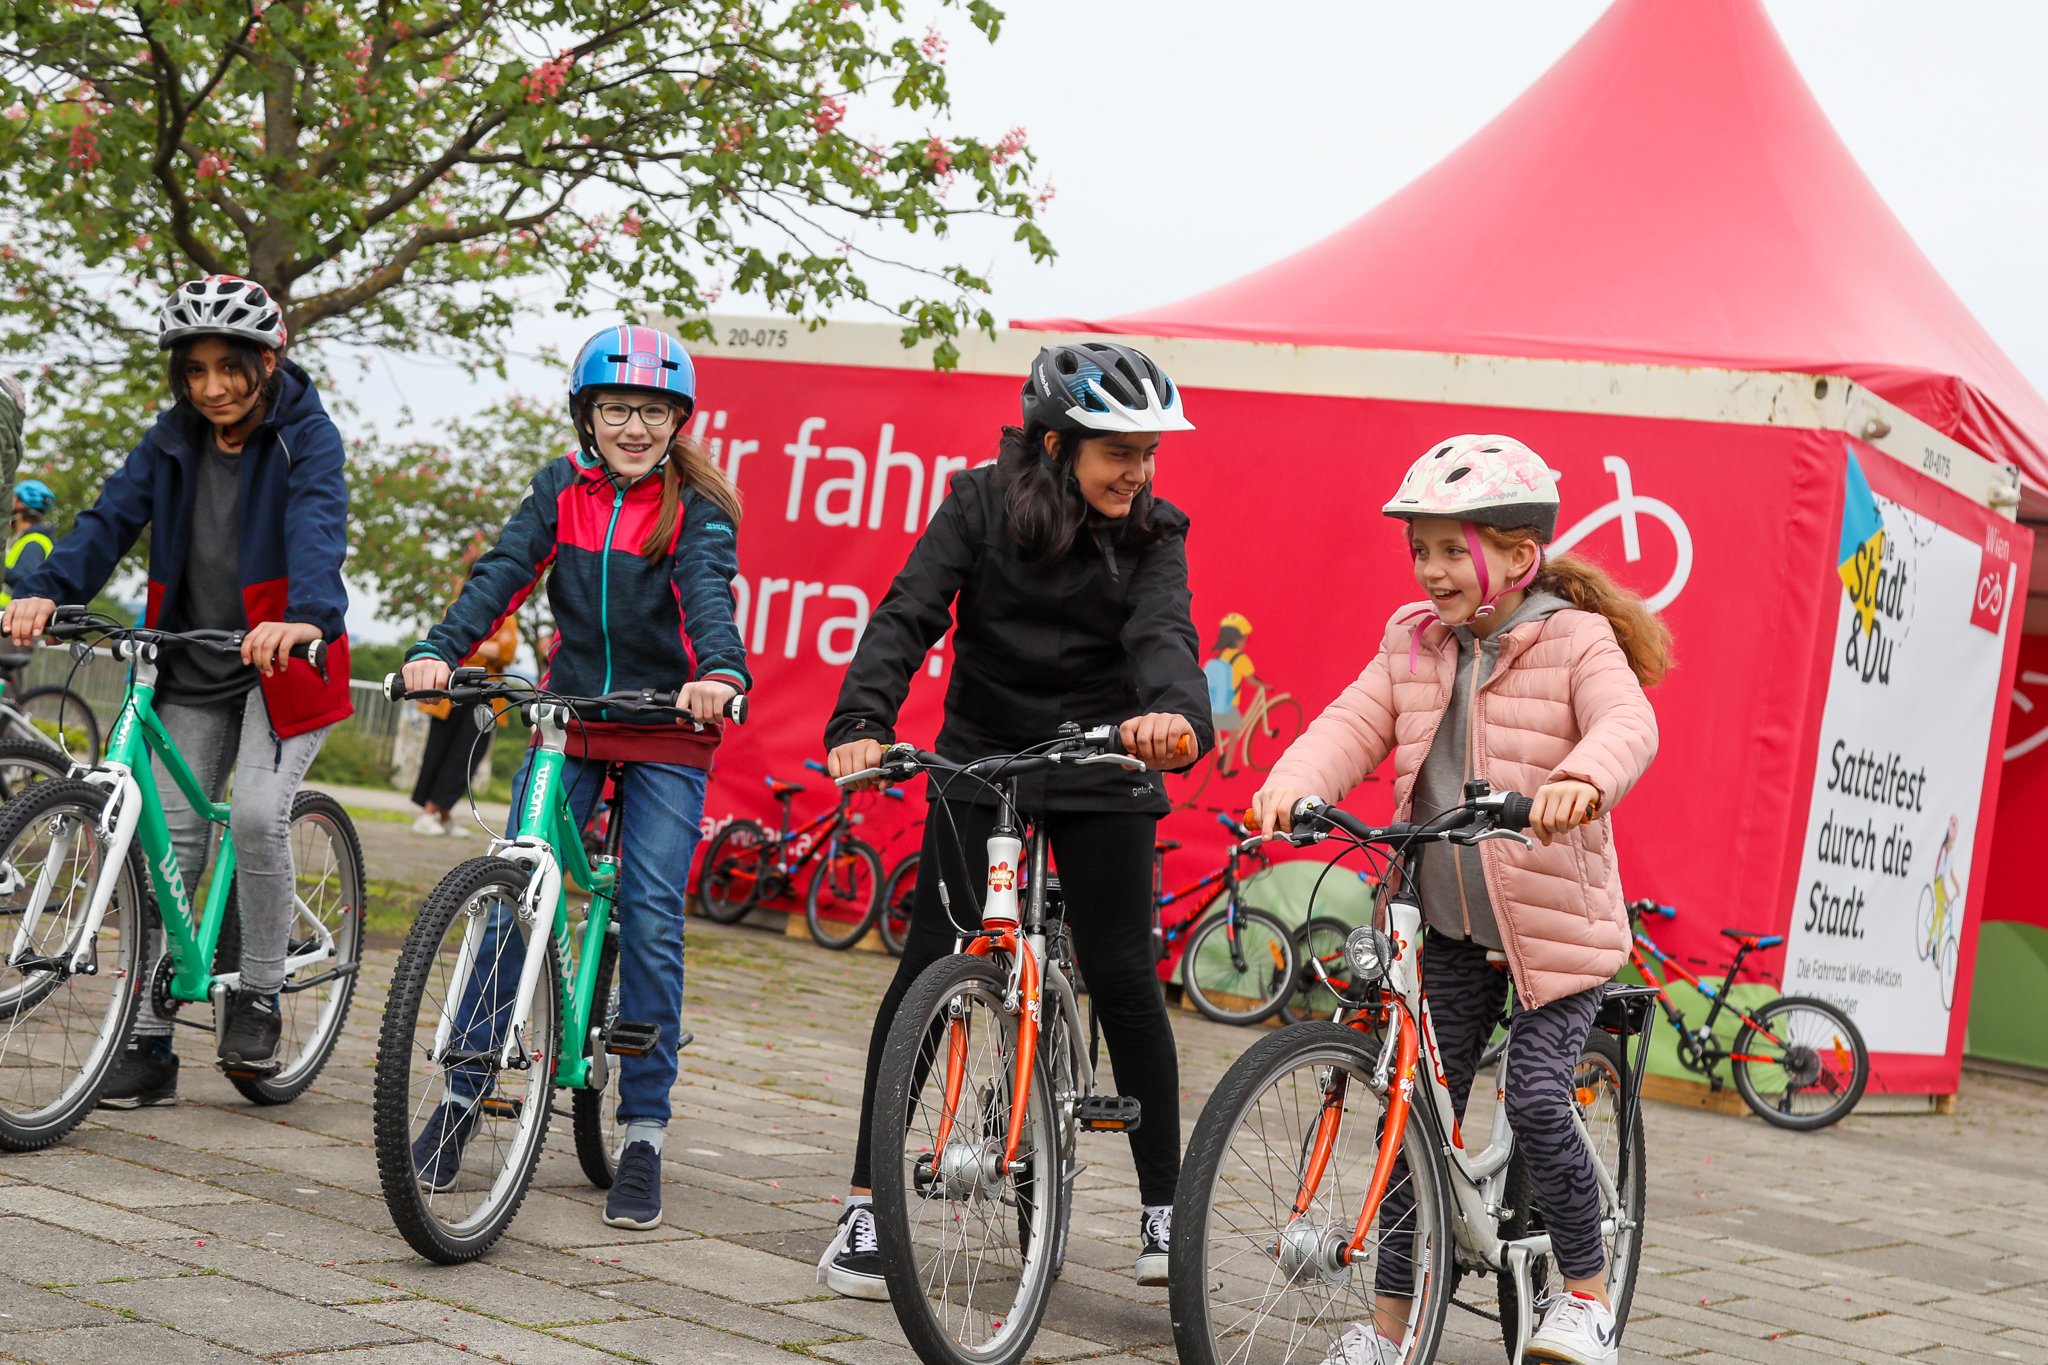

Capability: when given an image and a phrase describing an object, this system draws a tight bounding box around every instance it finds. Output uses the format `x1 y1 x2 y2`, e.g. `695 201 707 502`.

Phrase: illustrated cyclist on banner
1203 611 1257 770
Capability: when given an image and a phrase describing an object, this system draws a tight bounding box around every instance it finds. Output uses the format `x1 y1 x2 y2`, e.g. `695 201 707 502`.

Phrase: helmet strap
1464 522 1543 619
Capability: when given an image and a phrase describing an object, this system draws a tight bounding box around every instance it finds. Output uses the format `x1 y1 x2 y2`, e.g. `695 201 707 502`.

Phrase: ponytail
1478 525 1672 687
638 431 742 563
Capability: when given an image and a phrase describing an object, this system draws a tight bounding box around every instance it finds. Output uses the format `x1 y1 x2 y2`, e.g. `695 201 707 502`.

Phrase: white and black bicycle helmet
158 275 288 351
1021 341 1194 434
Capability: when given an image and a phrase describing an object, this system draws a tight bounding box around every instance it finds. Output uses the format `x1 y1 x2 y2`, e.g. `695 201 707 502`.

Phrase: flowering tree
0 0 1049 557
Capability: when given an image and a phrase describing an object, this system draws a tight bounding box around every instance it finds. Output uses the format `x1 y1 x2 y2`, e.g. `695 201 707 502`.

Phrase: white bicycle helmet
158 275 288 351
1382 435 1561 540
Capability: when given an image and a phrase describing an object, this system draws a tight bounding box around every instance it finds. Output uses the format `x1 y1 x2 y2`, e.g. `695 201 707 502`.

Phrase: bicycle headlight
1343 926 1394 984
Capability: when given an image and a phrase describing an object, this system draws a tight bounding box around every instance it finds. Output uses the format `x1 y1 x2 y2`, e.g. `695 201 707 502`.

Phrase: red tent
1024 0 2048 485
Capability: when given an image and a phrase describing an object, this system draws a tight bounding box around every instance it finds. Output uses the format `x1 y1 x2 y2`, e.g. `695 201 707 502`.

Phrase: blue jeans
446 753 707 1127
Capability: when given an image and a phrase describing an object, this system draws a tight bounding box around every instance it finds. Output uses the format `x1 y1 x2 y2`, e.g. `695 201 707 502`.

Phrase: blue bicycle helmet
569 325 696 419
12 480 53 514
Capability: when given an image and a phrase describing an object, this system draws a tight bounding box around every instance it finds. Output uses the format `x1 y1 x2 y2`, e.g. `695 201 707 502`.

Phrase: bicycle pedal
1075 1095 1142 1132
604 1020 661 1057
218 1058 281 1079
479 1096 523 1119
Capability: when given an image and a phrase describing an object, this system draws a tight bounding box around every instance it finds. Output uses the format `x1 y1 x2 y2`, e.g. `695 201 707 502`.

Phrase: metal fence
20 646 405 774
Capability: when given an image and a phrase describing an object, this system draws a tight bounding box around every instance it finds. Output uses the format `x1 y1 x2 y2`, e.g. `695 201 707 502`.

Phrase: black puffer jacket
825 463 1212 813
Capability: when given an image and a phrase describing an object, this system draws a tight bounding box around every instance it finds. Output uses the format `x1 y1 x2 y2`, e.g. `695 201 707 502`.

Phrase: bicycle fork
932 931 1041 1180
8 767 140 977
431 841 562 1074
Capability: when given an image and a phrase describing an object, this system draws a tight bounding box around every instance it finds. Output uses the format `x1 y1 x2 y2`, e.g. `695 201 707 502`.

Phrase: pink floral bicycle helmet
1386 435 1564 629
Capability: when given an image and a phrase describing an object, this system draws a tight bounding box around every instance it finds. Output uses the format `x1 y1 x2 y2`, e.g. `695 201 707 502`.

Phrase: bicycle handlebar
1241 787 1536 855
47 606 327 679
383 670 746 726
1628 899 1676 920
832 724 1143 789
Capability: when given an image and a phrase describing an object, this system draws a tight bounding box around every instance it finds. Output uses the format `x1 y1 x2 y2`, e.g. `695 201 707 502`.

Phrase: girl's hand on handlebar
1121 712 1196 770
1529 779 1600 845
678 678 738 724
3 597 55 647
401 656 453 694
827 738 887 790
1249 785 1305 836
243 620 323 677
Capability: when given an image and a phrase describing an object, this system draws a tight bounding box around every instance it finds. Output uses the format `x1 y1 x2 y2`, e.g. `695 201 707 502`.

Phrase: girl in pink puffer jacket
1251 435 1668 1365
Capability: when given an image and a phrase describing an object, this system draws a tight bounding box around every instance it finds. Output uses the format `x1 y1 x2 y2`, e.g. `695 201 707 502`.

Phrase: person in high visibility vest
1 480 56 610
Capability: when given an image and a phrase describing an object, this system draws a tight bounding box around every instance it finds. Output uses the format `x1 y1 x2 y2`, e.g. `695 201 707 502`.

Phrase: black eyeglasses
592 401 680 429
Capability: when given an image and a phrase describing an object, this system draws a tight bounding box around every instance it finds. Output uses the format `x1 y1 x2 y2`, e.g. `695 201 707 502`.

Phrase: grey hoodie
1408 591 1571 947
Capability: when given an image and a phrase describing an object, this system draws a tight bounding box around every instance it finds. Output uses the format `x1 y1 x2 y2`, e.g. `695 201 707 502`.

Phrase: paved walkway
0 815 2042 1362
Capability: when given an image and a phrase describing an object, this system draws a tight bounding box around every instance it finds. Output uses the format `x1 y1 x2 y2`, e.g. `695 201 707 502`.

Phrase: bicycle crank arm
279 961 359 993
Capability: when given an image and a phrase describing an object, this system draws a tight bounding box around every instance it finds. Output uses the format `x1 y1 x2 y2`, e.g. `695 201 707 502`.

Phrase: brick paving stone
347 1299 633 1364
0 1280 126 1331
0 1217 184 1287
0 1187 203 1242
64 1275 409 1355
143 1238 410 1305
360 1259 652 1327
0 1321 260 1363
4 1151 250 1210
556 1315 821 1363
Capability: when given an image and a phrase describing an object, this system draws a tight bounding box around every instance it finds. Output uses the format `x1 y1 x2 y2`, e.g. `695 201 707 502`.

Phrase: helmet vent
1444 467 1472 483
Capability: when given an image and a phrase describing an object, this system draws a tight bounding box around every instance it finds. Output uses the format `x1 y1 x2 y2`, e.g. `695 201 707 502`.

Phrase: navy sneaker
98 1041 179 1109
411 1101 483 1193
603 1141 664 1230
1134 1205 1172 1286
218 991 282 1073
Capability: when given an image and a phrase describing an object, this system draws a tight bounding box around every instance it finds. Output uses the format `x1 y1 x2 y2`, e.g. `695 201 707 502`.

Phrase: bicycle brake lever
1072 752 1146 771
1450 828 1535 849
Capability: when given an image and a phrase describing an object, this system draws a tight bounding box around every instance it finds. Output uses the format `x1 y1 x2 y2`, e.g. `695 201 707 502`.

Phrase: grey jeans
134 689 330 1037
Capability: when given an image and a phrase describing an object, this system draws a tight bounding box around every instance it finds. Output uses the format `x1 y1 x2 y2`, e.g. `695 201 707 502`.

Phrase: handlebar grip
804 757 827 774
1497 792 1534 831
725 693 747 724
382 673 405 704
1216 811 1243 833
1175 733 1193 758
298 638 327 679
883 786 905 802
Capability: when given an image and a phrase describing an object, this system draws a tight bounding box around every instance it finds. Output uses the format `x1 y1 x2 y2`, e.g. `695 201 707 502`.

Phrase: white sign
1785 472 2013 1053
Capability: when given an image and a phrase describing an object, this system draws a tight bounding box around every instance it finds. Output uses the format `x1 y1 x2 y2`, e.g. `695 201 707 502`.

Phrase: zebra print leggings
1374 931 1607 1293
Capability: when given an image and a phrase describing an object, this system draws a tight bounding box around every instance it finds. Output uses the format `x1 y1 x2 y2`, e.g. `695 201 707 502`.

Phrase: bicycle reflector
1343 926 1395 984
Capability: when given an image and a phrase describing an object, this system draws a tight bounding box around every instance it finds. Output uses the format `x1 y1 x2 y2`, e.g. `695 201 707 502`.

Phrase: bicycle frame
432 702 620 1092
6 643 335 1003
1628 926 1793 1071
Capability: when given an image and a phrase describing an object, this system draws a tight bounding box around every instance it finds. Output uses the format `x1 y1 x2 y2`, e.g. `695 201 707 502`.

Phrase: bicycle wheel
1938 915 1961 1010
878 851 918 957
0 780 146 1151
1730 995 1869 1131
1914 886 1935 961
805 835 884 950
1277 914 1357 1024
698 819 769 924
1497 1029 1646 1355
572 923 623 1188
871 953 1063 1365
373 857 561 1263
15 687 101 765
1180 905 1297 1026
1242 697 1304 775
0 740 70 803
1169 1020 1453 1365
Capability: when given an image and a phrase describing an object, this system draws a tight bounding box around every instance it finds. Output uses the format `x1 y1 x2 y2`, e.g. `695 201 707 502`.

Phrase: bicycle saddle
1719 927 1785 949
1154 838 1183 853
764 776 805 799
0 651 30 671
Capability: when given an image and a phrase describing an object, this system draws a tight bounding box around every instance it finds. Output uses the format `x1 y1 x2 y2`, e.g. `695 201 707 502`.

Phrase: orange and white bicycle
1169 788 1654 1365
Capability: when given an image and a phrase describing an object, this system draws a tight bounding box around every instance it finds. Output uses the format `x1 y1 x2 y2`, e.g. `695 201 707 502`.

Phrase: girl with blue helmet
400 322 747 1231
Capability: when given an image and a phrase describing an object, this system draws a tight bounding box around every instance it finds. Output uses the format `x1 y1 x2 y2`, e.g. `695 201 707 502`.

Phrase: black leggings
850 801 1181 1207
1375 932 1606 1292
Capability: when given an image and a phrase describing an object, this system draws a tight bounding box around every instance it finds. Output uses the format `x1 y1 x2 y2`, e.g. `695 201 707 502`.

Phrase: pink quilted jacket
1268 603 1658 1007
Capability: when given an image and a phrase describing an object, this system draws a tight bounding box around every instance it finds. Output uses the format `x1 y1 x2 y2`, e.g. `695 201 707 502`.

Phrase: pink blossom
811 95 846 136
992 125 1027 166
1 104 24 121
619 210 643 238
717 119 750 153
924 136 951 176
859 142 884 178
196 150 231 180
348 38 372 64
920 26 948 59
0 246 16 262
1035 182 1057 208
67 124 98 172
522 53 574 104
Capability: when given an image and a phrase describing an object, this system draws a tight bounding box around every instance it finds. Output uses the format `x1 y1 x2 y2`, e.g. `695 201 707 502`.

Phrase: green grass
364 877 431 940
342 804 414 826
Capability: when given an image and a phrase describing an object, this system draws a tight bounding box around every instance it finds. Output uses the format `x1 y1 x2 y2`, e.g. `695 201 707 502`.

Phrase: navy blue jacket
20 360 353 736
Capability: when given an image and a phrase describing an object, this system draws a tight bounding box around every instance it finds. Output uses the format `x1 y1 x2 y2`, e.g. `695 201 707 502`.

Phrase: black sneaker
1134 1205 1171 1286
411 1101 483 1192
818 1201 887 1300
217 991 282 1073
602 1141 664 1230
97 1043 179 1109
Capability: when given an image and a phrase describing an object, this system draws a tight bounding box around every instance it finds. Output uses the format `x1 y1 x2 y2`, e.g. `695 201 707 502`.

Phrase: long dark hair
998 422 1166 568
166 336 282 415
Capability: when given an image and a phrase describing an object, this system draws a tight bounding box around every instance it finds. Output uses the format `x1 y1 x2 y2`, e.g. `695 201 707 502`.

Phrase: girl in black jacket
818 342 1212 1295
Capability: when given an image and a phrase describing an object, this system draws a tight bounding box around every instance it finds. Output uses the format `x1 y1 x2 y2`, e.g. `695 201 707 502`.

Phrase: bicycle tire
0 740 70 804
1242 696 1304 774
373 856 560 1263
1277 914 1357 1024
878 851 918 957
1169 1020 1453 1365
871 952 1063 1365
1730 995 1869 1131
572 923 623 1188
1180 905 1297 1026
0 780 147 1151
15 686 102 766
1938 918 1961 1010
1497 1029 1646 1354
804 835 884 950
1914 886 1935 962
698 818 769 924
218 792 365 1106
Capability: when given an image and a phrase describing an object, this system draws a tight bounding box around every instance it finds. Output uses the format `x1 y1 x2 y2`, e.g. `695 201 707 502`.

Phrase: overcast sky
342 0 2048 634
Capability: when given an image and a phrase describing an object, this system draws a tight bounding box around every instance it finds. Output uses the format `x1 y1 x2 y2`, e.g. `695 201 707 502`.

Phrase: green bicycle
0 607 365 1150
372 668 745 1263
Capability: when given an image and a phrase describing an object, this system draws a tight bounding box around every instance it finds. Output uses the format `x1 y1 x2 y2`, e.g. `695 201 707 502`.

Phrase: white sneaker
817 1202 887 1300
1525 1292 1619 1365
410 812 446 836
1318 1322 1400 1365
445 815 473 839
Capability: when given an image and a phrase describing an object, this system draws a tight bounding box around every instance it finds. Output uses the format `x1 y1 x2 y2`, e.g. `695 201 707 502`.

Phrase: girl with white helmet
4 275 353 1103
1252 435 1669 1365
